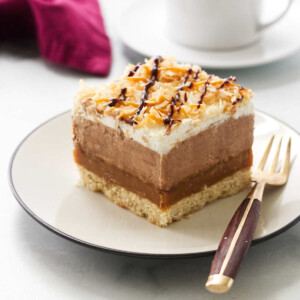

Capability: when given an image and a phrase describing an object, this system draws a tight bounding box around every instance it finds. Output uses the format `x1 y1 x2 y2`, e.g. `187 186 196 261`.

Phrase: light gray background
1 1 299 299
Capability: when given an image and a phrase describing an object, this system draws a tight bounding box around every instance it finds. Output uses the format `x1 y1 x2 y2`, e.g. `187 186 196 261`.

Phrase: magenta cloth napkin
0 0 111 76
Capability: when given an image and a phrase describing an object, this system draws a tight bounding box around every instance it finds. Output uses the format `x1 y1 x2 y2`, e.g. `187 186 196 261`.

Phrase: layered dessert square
72 56 254 227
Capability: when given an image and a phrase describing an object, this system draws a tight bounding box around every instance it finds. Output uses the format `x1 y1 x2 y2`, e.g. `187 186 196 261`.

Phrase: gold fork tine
280 137 291 176
269 137 282 173
257 135 274 171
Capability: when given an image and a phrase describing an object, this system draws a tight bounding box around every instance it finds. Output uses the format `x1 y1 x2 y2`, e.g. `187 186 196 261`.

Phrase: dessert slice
72 56 254 227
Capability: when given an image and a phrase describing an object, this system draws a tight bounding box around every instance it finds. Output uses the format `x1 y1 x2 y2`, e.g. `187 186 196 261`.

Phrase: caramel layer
74 147 252 209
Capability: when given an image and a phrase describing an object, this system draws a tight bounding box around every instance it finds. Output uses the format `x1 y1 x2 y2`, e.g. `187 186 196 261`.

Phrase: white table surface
1 1 299 299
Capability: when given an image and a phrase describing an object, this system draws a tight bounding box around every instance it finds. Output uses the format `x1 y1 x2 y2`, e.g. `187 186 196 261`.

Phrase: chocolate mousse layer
74 146 252 209
73 114 254 190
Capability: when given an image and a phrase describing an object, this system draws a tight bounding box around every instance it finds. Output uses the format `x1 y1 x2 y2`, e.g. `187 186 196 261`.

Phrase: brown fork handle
206 181 265 294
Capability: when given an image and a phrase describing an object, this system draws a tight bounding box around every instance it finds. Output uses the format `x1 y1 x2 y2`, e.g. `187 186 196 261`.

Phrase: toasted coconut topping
75 56 253 133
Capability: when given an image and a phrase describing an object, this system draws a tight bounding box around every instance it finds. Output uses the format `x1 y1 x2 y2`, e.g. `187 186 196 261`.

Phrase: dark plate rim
8 110 300 259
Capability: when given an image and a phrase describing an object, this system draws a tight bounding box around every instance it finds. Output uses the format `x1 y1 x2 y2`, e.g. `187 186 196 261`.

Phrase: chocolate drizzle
127 62 142 77
179 68 192 90
184 92 188 102
132 80 154 118
193 69 200 80
163 68 195 134
185 68 192 80
175 92 180 103
232 95 244 105
165 119 181 135
232 85 244 105
164 93 183 135
119 87 127 100
165 119 175 135
163 97 176 125
108 88 127 107
198 75 212 109
108 98 118 107
177 103 183 114
120 116 135 125
218 76 236 89
129 56 163 123
217 78 244 105
151 56 163 81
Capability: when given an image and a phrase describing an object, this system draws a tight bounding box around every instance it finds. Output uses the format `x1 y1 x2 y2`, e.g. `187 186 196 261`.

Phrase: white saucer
9 111 300 257
118 0 300 69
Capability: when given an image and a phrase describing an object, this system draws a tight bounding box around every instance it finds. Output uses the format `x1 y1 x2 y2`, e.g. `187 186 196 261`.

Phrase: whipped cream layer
73 98 254 155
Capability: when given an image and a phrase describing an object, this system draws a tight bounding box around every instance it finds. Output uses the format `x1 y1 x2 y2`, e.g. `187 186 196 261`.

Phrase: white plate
9 111 300 258
117 0 300 69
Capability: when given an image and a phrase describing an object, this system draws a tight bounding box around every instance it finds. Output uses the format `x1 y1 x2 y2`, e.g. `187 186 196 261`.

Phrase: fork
205 136 291 294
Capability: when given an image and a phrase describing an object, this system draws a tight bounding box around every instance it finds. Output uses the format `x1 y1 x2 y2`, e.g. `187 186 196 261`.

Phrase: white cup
165 0 293 50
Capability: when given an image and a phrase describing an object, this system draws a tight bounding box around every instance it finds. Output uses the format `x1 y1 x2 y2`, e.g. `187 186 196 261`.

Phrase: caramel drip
198 75 212 109
127 62 142 77
108 88 127 107
218 76 236 89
